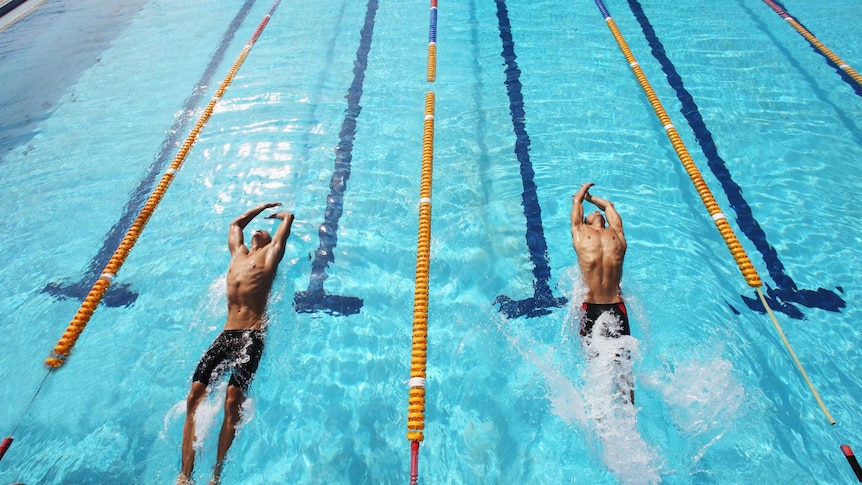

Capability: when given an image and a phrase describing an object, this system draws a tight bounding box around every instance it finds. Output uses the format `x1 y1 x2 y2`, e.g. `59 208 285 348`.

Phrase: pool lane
491 0 568 319
42 0 259 307
624 0 846 319
763 0 862 97
292 0 379 317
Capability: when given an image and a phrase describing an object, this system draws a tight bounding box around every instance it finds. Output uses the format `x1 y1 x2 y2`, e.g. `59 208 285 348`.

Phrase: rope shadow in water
41 0 260 308
769 0 862 98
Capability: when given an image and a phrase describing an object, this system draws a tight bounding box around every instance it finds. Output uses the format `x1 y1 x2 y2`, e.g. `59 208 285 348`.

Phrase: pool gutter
0 0 49 34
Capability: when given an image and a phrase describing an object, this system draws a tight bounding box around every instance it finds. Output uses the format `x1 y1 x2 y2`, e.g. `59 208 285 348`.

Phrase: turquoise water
0 0 861 483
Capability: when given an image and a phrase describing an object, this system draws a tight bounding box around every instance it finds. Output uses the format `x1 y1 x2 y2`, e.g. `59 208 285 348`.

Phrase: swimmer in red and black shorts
580 302 630 338
571 184 633 404
570 183 628 339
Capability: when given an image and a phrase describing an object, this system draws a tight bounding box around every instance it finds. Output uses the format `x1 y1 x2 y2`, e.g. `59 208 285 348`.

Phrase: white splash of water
160 400 186 445
641 346 744 465
553 266 663 484
192 380 228 449
498 314 662 483
159 380 226 453
580 323 662 484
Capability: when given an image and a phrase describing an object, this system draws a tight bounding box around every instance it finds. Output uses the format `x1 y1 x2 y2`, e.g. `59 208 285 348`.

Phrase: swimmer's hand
266 211 294 221
573 182 594 200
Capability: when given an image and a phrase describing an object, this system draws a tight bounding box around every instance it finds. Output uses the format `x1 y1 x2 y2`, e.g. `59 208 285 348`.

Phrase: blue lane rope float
407 1 437 483
427 0 437 82
590 0 834 424
0 0 284 467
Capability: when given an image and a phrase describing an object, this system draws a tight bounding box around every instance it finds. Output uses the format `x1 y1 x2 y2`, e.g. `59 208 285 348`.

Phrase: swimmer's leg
179 381 208 483
613 350 635 405
210 384 245 485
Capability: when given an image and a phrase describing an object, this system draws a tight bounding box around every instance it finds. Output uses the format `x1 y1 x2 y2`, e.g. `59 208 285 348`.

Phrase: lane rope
44 0 283 369
0 0 283 466
761 0 862 89
408 1 437 483
591 0 834 425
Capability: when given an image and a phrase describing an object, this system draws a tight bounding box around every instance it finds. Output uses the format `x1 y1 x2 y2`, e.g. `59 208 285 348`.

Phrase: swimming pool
0 0 860 482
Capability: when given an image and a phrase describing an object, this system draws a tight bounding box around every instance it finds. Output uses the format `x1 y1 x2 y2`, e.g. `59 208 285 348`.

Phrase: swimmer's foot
208 461 223 485
176 472 193 485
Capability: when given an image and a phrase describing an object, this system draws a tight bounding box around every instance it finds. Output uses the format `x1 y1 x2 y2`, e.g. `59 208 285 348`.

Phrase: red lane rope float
762 0 862 88
1 364 51 463
408 1 438 483
44 0 283 369
0 437 13 462
842 444 862 482
591 0 835 425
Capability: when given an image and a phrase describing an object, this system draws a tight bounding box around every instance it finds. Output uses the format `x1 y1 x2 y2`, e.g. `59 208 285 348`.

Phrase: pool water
0 0 860 483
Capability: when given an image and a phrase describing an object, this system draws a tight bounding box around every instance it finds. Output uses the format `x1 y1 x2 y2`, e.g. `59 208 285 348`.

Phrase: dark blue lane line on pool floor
41 0 259 307
626 0 845 319
492 0 568 319
293 0 348 169
772 0 862 98
292 0 378 317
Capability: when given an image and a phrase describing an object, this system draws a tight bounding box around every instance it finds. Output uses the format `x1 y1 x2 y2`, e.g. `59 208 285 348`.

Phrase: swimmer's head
585 211 606 228
250 229 272 249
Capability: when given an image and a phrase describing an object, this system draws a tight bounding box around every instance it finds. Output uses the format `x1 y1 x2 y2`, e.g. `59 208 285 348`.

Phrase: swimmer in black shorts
192 329 265 393
178 203 294 485
580 302 630 338
571 184 634 404
580 302 634 404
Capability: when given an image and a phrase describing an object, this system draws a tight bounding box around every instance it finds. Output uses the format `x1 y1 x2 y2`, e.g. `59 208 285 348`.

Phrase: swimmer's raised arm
571 182 594 235
264 211 295 264
229 202 281 254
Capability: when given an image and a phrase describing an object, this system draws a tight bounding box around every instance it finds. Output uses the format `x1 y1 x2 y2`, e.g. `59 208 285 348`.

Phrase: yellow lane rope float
45 2 282 369
592 0 833 425
408 1 437 483
762 0 862 89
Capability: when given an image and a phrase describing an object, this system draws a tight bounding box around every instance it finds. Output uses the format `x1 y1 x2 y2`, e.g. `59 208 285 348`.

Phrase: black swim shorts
192 329 265 392
580 302 630 338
